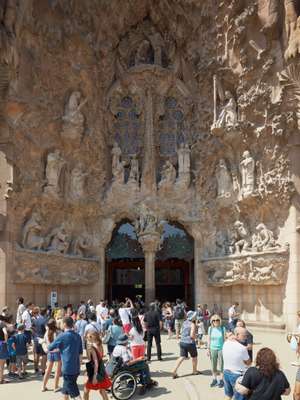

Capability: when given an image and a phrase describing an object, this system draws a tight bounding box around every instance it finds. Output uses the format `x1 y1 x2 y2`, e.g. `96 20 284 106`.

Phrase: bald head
234 327 248 342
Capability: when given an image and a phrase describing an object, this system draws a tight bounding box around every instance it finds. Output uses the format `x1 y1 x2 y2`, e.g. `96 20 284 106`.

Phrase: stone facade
0 0 300 329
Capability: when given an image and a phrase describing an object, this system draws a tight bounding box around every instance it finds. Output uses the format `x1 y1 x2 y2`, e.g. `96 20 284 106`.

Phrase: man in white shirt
223 327 251 400
16 297 26 324
118 298 133 334
95 301 108 330
21 302 34 342
84 313 101 336
228 302 240 332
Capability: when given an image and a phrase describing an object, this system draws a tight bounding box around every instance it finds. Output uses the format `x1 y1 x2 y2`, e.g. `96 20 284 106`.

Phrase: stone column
138 232 160 305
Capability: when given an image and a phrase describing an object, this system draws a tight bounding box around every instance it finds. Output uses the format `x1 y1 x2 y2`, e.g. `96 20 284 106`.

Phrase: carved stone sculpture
22 212 45 251
240 150 255 197
62 91 86 140
69 163 87 200
232 220 251 254
111 142 124 184
45 224 70 255
135 40 152 65
135 204 163 237
159 160 176 188
216 159 233 198
215 231 228 256
284 0 300 60
177 143 191 187
215 90 238 129
128 155 139 183
44 150 66 197
255 223 279 251
73 235 93 258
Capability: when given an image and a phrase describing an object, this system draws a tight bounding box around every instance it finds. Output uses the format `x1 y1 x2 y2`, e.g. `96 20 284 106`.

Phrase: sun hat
116 334 129 345
187 311 197 321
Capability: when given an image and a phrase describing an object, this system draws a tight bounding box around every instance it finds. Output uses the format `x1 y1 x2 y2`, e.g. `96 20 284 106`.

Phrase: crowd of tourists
0 296 298 399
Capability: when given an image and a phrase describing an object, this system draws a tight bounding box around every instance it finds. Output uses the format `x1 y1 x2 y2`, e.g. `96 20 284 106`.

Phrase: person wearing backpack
236 347 290 400
207 314 226 388
173 299 185 341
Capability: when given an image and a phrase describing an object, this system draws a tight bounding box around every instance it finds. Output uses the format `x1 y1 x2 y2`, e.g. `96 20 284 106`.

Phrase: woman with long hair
162 302 173 340
207 314 226 388
129 312 145 360
84 331 111 400
42 319 62 392
236 347 290 399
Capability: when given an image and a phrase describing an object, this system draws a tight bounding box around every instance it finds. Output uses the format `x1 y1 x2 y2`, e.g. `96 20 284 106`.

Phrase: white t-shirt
16 304 26 324
96 305 108 323
84 321 101 334
112 345 131 363
129 327 144 346
223 340 249 373
22 309 32 330
228 306 237 323
119 308 131 325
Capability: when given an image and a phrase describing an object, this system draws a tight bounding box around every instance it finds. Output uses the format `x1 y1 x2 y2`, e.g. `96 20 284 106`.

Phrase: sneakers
218 380 224 388
210 379 218 387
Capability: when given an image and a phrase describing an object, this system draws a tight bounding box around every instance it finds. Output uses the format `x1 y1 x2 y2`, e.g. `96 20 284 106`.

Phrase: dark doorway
106 221 145 302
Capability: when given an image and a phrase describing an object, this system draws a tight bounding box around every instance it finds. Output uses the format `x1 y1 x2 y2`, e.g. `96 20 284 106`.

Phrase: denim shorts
62 374 80 398
0 342 9 360
48 352 61 363
223 370 245 400
179 342 198 358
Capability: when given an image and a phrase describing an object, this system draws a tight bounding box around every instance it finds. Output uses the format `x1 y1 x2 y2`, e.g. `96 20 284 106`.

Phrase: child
13 324 30 379
196 319 206 349
7 329 17 377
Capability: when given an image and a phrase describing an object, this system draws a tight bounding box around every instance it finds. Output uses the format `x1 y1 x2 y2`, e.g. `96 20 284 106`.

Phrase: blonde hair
210 314 222 325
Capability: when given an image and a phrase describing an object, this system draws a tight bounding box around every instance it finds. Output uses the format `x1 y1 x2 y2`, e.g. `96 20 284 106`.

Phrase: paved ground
0 329 297 400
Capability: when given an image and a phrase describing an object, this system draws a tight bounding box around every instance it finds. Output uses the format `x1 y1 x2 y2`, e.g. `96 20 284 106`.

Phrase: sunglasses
212 319 220 322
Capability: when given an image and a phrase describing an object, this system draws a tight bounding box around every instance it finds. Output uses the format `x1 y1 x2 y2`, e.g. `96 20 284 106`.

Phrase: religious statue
215 90 238 129
111 142 124 184
73 235 93 258
62 91 86 140
128 155 139 183
134 204 163 239
159 160 176 188
149 27 164 65
69 163 88 200
177 143 191 175
21 212 45 251
216 159 233 198
255 223 279 250
44 150 66 197
45 224 70 255
232 220 251 254
135 40 152 65
240 150 255 197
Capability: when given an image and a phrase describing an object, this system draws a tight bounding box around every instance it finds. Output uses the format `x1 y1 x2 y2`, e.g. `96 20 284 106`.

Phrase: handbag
105 356 122 377
102 327 112 344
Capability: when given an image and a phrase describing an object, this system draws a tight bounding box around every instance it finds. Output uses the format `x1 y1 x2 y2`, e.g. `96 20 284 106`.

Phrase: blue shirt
75 319 87 337
48 330 82 375
13 333 29 356
7 336 16 356
108 325 123 346
33 315 47 338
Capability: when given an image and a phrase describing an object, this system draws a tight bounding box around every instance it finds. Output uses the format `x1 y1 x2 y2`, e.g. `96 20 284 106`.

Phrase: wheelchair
110 361 145 400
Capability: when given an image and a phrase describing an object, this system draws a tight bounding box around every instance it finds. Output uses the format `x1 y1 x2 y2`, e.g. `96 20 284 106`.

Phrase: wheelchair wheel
112 371 137 400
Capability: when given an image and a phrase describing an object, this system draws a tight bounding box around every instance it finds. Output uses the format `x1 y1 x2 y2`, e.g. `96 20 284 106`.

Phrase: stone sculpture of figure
149 27 164 65
177 143 191 175
135 204 162 237
44 150 66 197
240 150 255 197
284 0 300 60
215 231 228 257
215 90 238 128
128 155 139 183
111 142 124 184
216 159 233 198
46 224 70 255
233 220 251 254
69 163 87 200
73 235 92 258
256 223 278 250
135 40 152 65
159 160 176 187
22 212 45 251
62 91 86 140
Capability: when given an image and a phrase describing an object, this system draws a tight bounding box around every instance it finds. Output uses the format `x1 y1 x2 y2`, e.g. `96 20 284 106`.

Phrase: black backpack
174 305 184 320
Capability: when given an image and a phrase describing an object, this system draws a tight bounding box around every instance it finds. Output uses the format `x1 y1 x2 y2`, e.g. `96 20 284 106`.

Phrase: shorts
224 370 245 400
16 354 28 368
9 355 16 364
24 330 32 343
179 342 198 358
34 342 46 356
48 352 61 362
210 349 224 373
175 319 184 332
0 342 9 360
123 324 132 334
62 374 80 398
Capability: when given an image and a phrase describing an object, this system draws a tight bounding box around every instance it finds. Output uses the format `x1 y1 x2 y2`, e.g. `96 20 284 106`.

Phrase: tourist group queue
0 296 298 400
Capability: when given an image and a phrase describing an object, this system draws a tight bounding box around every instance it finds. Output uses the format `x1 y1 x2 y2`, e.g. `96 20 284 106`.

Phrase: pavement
0 329 297 400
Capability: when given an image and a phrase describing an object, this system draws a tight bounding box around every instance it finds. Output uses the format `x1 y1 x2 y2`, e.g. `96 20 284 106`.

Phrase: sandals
172 373 178 379
41 387 48 392
192 371 202 376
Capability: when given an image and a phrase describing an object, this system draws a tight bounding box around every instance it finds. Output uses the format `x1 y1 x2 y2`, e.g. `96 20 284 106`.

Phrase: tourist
16 297 26 325
48 316 83 400
236 347 290 399
1 306 9 317
144 302 162 361
101 309 115 332
292 312 300 400
84 331 111 400
173 299 186 340
0 315 9 384
32 307 47 374
75 312 88 351
21 302 34 342
118 298 134 334
228 302 240 332
196 316 206 348
13 323 30 379
203 304 211 333
103 318 123 356
77 301 86 316
222 327 251 400
84 313 101 335
96 301 108 331
129 311 145 360
86 299 95 319
236 319 253 362
172 311 200 379
162 302 173 339
7 325 17 378
111 334 157 395
207 314 226 388
42 319 61 392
